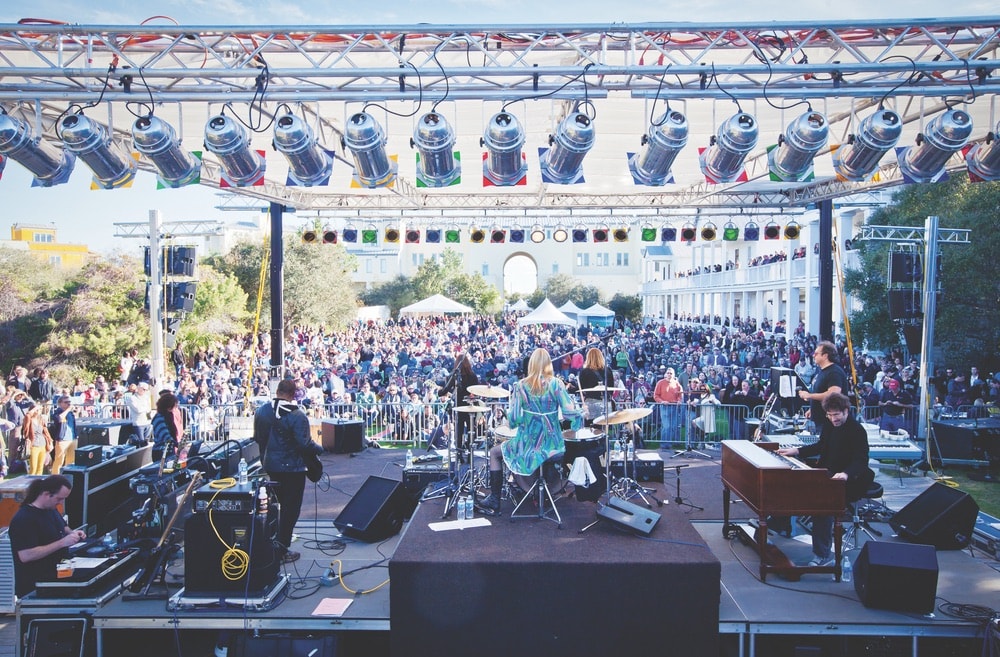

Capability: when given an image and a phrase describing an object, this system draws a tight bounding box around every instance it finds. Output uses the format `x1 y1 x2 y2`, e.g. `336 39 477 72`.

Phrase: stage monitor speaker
853 541 938 613
334 476 415 542
320 419 364 453
889 482 979 550
183 511 279 596
74 444 103 466
596 496 660 536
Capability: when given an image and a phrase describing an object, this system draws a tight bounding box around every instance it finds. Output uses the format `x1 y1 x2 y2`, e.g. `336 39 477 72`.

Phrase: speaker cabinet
853 541 938 613
889 482 979 549
75 444 103 466
320 419 364 453
596 496 660 536
334 476 416 542
183 512 279 596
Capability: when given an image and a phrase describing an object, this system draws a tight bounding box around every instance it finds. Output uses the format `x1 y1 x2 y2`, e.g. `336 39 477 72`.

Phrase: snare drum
562 428 606 463
489 423 517 448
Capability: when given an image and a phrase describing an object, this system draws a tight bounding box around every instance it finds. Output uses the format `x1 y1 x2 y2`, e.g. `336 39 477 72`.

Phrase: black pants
267 470 306 553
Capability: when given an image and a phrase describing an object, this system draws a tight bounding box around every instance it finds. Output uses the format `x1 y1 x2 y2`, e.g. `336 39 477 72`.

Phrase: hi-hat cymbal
468 384 510 398
593 407 653 425
580 384 624 393
454 405 491 413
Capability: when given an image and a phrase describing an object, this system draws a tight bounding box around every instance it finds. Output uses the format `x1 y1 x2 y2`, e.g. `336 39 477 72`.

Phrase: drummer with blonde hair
476 348 584 517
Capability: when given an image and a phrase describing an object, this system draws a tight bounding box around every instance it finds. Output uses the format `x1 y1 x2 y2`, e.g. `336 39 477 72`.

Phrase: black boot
476 470 503 517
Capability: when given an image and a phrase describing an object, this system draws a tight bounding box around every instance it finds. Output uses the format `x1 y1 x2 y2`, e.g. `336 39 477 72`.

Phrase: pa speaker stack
889 482 979 550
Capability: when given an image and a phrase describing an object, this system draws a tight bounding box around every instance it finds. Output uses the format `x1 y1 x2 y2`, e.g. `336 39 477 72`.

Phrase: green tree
0 249 67 373
175 265 251 352
844 176 1000 373
608 293 643 323
527 273 602 308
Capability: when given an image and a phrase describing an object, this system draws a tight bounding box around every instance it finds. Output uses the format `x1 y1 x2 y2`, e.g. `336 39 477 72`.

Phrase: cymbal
580 385 624 393
468 384 510 399
454 405 491 413
593 407 653 425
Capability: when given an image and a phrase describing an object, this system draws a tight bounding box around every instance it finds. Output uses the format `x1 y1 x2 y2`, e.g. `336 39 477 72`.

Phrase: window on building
48 255 61 266
365 259 373 274
576 253 590 267
552 263 559 274
380 259 387 274
34 233 54 243
616 252 629 267
482 264 489 276
596 253 609 267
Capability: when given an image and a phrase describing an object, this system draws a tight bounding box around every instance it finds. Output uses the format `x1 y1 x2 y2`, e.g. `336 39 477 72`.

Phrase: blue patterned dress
501 377 583 476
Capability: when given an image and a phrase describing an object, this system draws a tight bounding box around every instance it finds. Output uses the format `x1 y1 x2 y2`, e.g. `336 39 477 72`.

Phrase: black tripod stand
668 463 702 511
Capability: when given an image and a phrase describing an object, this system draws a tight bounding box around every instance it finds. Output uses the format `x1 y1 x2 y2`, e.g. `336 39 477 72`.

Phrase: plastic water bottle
102 533 116 553
405 448 414 468
257 486 269 514
238 457 248 486
841 555 853 583
464 497 474 519
627 439 635 460
457 496 467 520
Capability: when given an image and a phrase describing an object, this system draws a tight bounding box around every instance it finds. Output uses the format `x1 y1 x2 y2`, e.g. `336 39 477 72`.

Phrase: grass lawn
926 464 1000 518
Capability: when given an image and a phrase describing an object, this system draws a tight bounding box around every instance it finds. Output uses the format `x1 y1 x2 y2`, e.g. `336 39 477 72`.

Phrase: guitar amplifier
610 454 664 482
402 462 450 497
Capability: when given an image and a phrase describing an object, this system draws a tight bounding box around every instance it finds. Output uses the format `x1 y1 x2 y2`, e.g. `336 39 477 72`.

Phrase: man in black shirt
798 341 848 433
9 475 87 598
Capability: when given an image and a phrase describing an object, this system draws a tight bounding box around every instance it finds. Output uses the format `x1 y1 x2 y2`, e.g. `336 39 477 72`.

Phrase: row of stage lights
301 220 802 245
2 102 1000 190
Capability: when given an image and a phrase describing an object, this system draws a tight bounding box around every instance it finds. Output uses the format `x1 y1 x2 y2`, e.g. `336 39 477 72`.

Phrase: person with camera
48 396 78 475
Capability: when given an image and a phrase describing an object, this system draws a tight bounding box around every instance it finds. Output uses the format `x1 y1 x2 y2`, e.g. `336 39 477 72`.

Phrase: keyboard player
777 393 874 568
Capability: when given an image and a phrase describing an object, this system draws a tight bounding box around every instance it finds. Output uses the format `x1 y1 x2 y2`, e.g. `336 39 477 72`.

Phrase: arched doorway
504 253 538 295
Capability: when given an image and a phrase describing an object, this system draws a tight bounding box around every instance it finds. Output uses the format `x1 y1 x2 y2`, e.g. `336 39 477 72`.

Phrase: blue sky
1 2 996 254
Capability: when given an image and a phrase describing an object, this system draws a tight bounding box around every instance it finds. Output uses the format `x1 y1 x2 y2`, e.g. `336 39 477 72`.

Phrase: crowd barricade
645 402 753 448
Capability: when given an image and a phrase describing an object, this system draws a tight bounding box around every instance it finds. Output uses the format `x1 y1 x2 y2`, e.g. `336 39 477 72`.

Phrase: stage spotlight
680 224 696 242
743 222 760 241
899 109 973 183
833 109 902 181
540 112 595 184
722 222 739 241
470 228 486 243
967 121 1000 181
203 114 264 186
572 227 588 243
58 113 136 188
700 222 717 241
530 226 546 243
783 221 801 240
405 229 420 244
302 229 319 244
763 221 781 240
361 228 378 244
661 227 677 242
613 228 629 243
384 227 400 243
445 229 461 243
640 226 657 242
342 227 358 243
593 228 609 243
630 109 689 186
509 228 525 243
482 111 527 185
342 112 396 188
769 110 829 181
552 227 569 243
700 112 759 183
412 112 460 187
131 115 200 187
272 113 333 186
425 228 442 244
322 229 338 244
491 228 506 244
0 111 75 186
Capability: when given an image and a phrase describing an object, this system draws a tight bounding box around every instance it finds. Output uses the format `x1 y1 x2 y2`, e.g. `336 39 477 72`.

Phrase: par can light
132 115 200 187
273 114 333 186
899 109 972 183
412 112 460 187
630 109 689 186
833 109 902 181
967 122 1000 181
58 114 136 188
482 111 527 185
540 112 595 184
204 114 264 186
770 110 829 181
700 112 759 183
0 112 75 186
342 112 396 188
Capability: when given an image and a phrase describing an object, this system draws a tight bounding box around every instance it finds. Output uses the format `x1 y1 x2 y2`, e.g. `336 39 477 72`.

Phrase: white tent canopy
558 300 585 317
399 294 474 316
516 298 576 327
581 303 614 318
508 299 530 312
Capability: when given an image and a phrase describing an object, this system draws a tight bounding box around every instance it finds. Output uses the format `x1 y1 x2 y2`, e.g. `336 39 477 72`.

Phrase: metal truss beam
859 224 972 243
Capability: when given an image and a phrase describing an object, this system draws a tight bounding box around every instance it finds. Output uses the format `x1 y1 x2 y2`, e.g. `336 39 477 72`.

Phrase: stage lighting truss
833 108 902 182
131 115 200 187
640 226 657 242
404 228 420 244
630 109 688 186
490 227 506 243
272 113 333 187
58 113 137 188
680 223 697 242
700 222 718 241
722 222 740 241
384 226 401 243
769 110 829 182
530 226 546 243
592 226 609 243
699 111 758 183
342 111 396 188
572 226 589 243
425 228 442 244
412 111 460 187
203 114 264 186
613 227 629 243
967 121 1000 181
540 112 595 184
0 111 75 186
899 109 973 183
470 227 486 243
552 226 569 243
743 222 760 241
482 110 527 185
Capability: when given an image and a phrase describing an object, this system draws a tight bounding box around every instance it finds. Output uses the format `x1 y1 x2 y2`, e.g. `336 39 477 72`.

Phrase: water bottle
841 555 853 583
406 448 414 468
237 457 248 486
457 496 467 520
102 533 116 553
627 439 635 460
258 486 269 514
464 496 474 519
